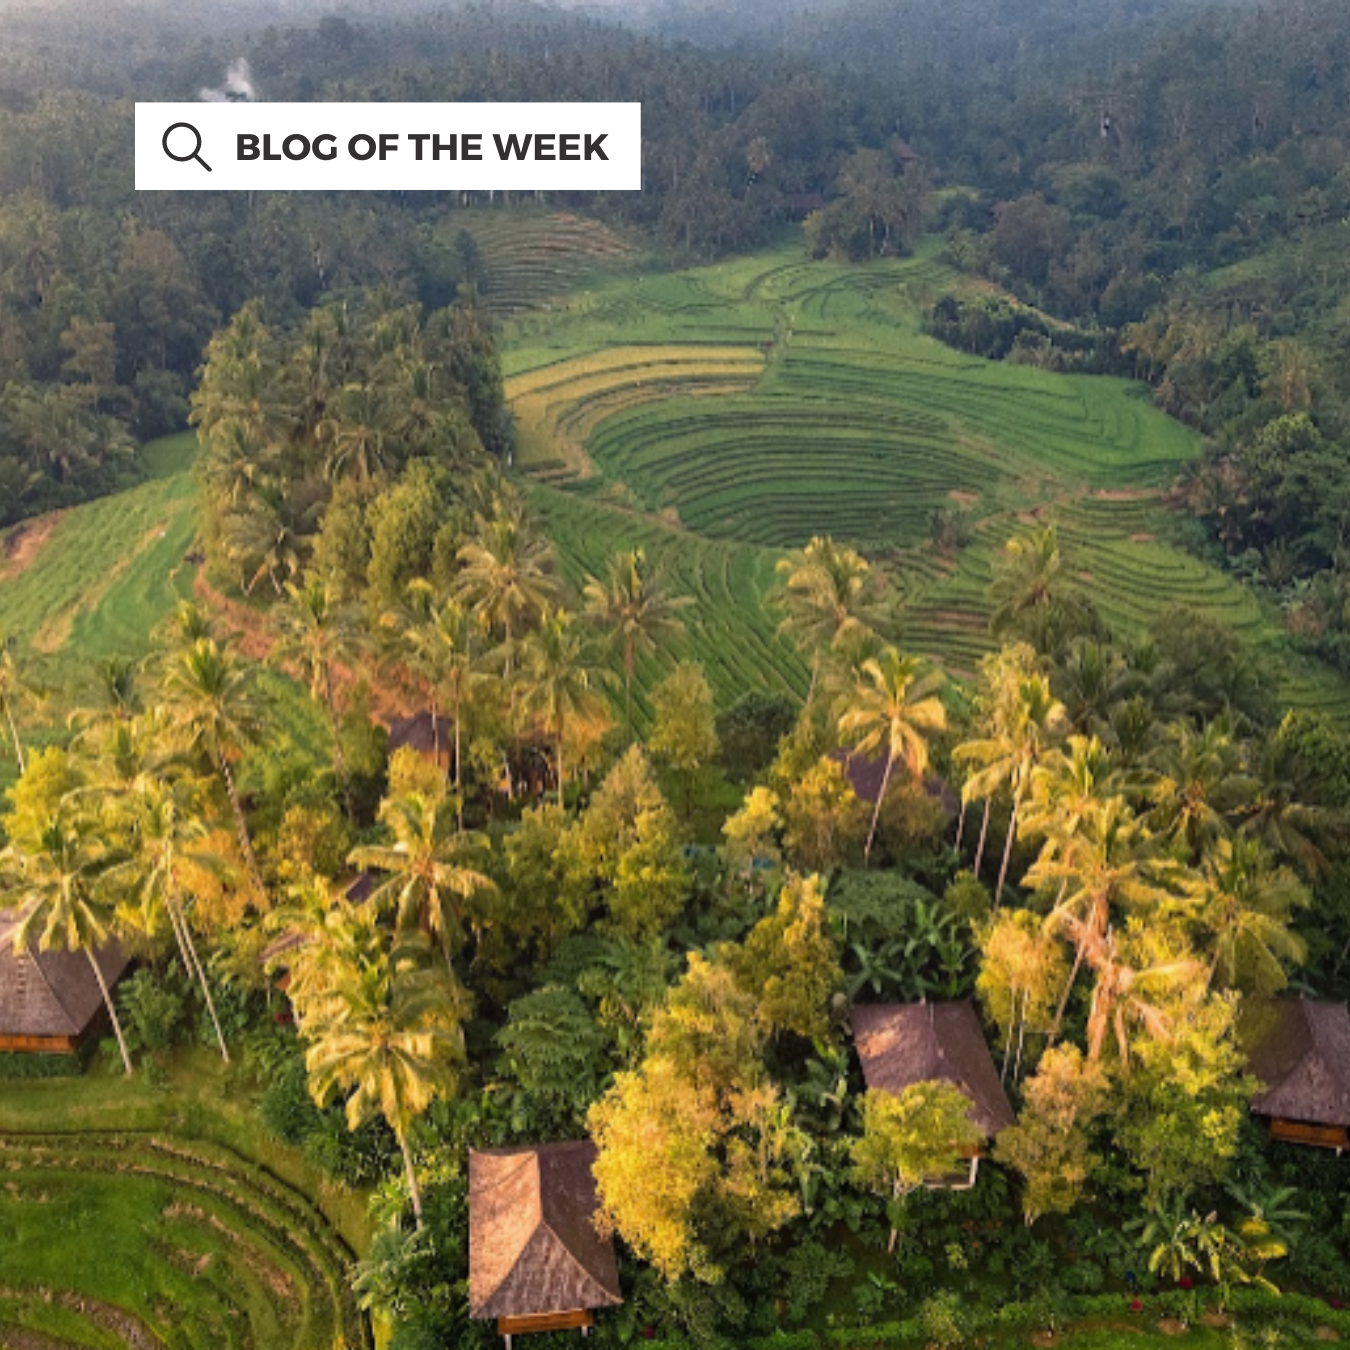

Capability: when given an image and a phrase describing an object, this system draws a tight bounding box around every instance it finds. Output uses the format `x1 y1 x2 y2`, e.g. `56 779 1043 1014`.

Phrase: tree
296 923 469 1229
399 590 487 825
577 746 690 942
649 661 719 819
1107 957 1249 1202
994 1045 1109 1225
160 636 266 897
850 1083 983 1250
955 644 1066 898
274 574 363 810
350 791 494 961
837 647 946 864
989 527 1096 655
975 909 1070 1082
517 605 609 808
781 756 868 872
1184 835 1308 993
773 536 888 706
589 954 801 1283
114 776 231 1062
584 548 690 743
0 807 133 1074
455 500 557 666
726 872 841 1041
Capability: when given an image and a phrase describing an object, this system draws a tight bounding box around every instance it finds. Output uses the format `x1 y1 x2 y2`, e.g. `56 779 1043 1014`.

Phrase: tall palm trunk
556 714 566 809
863 751 896 865
954 797 967 851
323 669 353 819
453 700 464 830
170 874 229 1063
87 948 132 1075
1050 942 1085 1043
4 700 25 774
973 798 993 878
624 640 635 745
994 792 1022 905
219 754 264 895
398 1127 425 1229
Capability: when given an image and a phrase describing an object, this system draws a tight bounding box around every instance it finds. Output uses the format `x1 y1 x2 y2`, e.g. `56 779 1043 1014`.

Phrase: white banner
135 102 641 192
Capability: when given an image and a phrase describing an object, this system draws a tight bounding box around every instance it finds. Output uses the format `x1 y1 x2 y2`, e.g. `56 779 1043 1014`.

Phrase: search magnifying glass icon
162 122 212 172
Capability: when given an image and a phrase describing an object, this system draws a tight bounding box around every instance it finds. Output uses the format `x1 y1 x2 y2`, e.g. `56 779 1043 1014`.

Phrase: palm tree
399 591 487 825
1239 729 1341 878
160 637 266 896
1054 640 1141 735
1 810 133 1074
1146 716 1250 863
320 383 392 483
349 792 493 961
114 777 232 1061
584 549 690 743
1021 735 1129 865
455 503 557 670
955 649 1067 902
837 646 947 865
1183 835 1308 994
773 536 888 707
990 526 1096 654
274 575 363 810
517 605 609 807
1025 794 1180 1036
1075 924 1201 1066
295 923 468 1228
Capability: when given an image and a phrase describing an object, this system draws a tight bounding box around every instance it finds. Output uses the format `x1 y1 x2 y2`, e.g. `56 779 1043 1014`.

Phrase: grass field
502 239 1350 713
0 1049 371 1350
1 432 200 687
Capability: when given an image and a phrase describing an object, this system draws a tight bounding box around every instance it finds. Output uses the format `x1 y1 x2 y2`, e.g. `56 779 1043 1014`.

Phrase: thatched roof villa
1247 997 1350 1152
0 905 129 1054
851 999 1016 1188
469 1141 621 1345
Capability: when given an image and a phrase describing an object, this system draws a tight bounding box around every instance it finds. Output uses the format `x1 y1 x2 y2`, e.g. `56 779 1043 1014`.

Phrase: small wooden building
0 907 129 1054
469 1141 622 1346
388 710 454 773
827 749 958 815
1247 997 1350 1152
851 999 1016 1188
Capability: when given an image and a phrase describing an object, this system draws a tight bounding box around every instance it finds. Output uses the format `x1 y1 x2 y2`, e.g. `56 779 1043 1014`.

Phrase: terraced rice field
443 208 638 318
503 240 1350 718
0 1131 368 1350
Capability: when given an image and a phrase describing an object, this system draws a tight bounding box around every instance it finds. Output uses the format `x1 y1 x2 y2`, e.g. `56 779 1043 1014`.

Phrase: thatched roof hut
0 907 129 1054
826 750 957 814
1247 998 1350 1151
469 1142 621 1339
388 710 453 768
851 1000 1014 1185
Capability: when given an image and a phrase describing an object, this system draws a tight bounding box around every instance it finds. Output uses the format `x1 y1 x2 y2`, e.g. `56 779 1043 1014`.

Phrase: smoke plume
200 58 257 102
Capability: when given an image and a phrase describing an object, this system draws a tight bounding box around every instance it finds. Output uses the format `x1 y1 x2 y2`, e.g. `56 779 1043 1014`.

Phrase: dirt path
0 515 62 582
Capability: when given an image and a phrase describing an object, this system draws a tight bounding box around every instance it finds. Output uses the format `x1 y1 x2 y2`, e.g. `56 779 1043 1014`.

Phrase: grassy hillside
504 240 1350 714
1 431 199 684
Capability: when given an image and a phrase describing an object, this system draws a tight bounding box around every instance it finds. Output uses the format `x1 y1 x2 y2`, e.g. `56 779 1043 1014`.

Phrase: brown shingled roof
851 999 1016 1137
0 905 129 1041
1247 998 1350 1129
469 1142 622 1322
